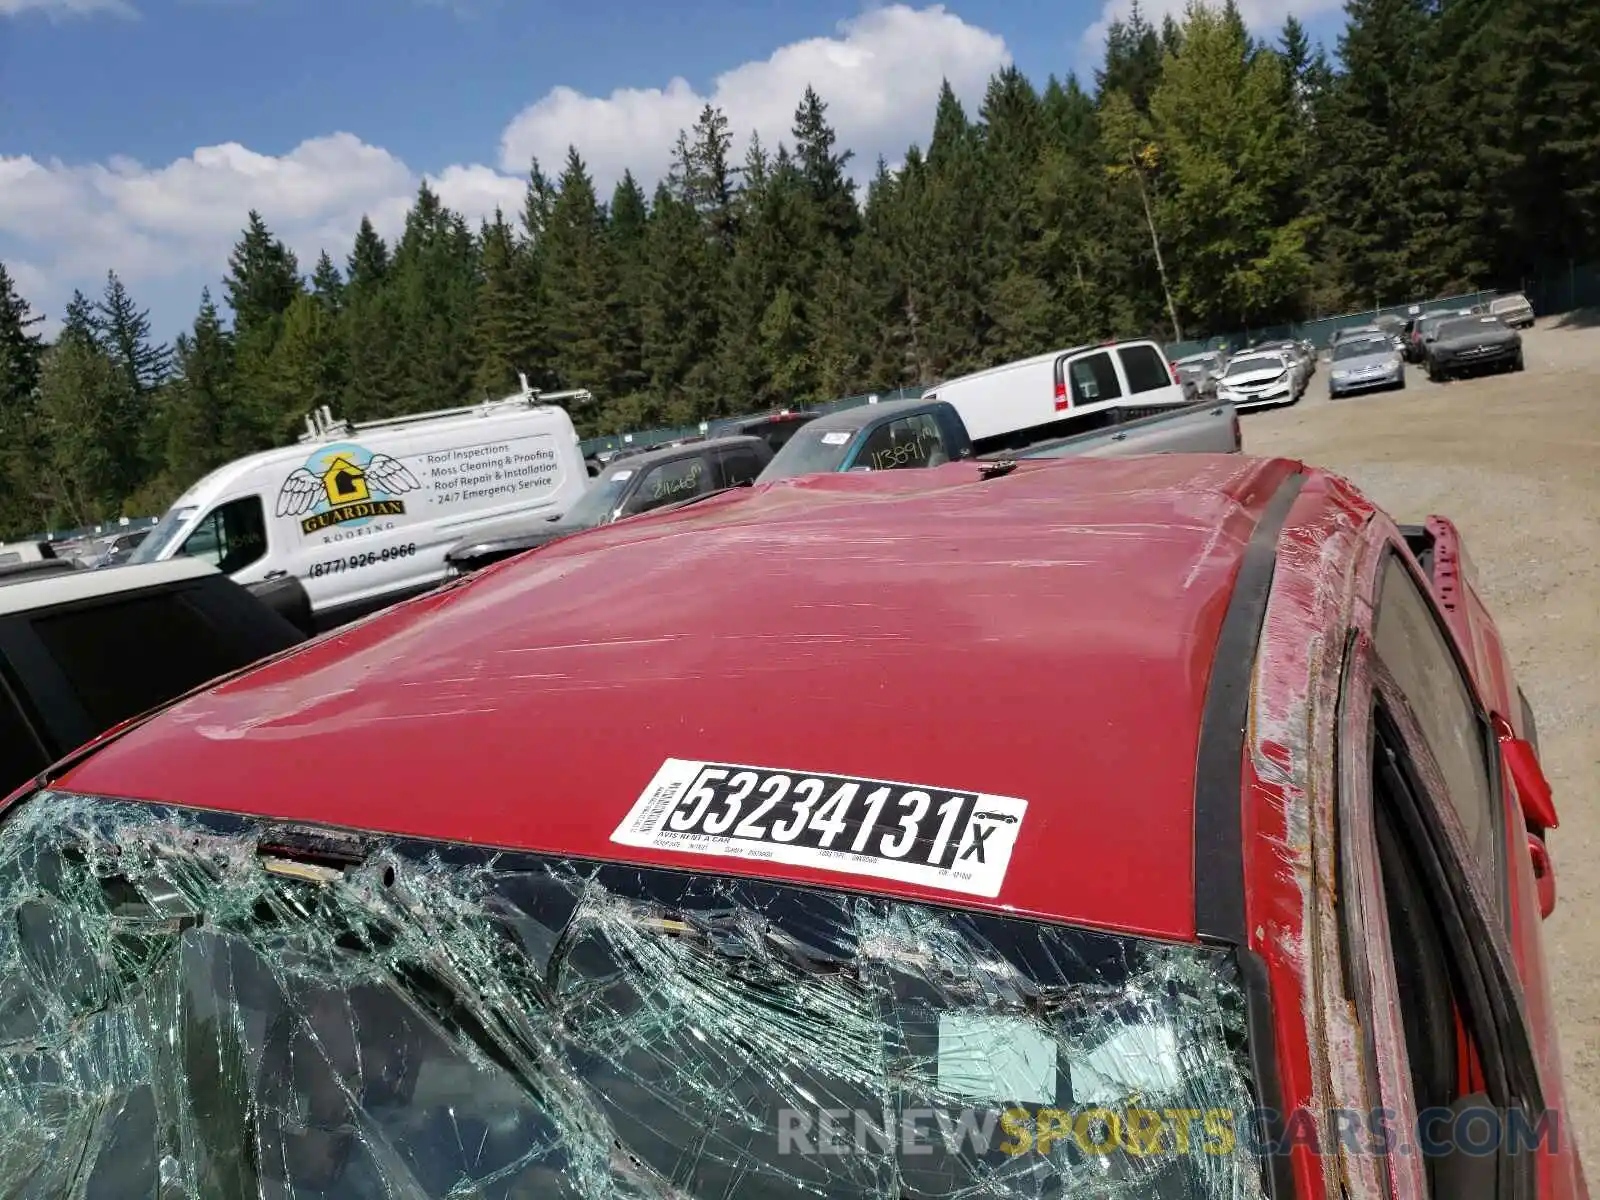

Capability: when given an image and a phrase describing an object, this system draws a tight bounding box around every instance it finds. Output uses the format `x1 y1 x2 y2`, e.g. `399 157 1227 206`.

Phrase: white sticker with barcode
611 758 1028 898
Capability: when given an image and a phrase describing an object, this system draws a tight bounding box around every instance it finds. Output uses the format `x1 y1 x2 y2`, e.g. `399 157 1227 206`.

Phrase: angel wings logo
276 443 422 535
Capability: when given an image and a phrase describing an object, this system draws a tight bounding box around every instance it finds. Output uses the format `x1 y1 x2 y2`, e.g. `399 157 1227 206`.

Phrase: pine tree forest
2 0 1597 536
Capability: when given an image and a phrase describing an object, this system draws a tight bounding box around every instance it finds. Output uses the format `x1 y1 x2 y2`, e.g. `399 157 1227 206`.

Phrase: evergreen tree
607 173 651 406
346 217 391 291
164 289 238 477
541 148 622 408
1098 2 1164 110
311 252 345 313
0 264 44 406
224 210 302 338
0 264 47 532
677 106 739 251
472 209 541 397
791 86 861 248
93 270 172 394
388 182 480 414
31 335 132 524
1150 4 1314 328
641 183 725 419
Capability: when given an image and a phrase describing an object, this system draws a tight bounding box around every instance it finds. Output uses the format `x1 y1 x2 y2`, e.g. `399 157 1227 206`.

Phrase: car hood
445 515 592 565
1436 327 1518 349
1333 350 1400 372
1220 366 1288 387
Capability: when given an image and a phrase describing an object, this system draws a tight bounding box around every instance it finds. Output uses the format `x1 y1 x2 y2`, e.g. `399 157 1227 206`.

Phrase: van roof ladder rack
296 384 595 444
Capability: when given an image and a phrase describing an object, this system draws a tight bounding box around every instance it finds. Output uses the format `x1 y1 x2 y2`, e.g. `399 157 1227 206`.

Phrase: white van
922 339 1188 451
129 388 592 628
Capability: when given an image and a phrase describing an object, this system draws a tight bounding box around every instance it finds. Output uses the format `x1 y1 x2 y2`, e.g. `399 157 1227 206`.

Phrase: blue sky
0 0 1347 342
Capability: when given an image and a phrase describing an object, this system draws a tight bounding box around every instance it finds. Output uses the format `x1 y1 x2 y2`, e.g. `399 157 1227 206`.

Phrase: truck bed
977 401 1241 462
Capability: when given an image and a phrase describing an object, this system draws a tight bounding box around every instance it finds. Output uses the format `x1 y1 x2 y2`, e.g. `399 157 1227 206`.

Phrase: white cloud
0 5 1009 338
1081 0 1344 65
0 0 135 17
499 4 1010 193
0 134 526 336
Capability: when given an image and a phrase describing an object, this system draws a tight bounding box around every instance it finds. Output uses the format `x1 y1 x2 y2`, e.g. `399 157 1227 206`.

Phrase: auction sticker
611 758 1028 898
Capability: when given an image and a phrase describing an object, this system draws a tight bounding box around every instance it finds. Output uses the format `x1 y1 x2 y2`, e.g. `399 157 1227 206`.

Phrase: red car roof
61 454 1305 941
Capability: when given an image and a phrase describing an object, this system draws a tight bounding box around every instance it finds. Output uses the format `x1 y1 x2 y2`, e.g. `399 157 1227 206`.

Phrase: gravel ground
1243 316 1600 1170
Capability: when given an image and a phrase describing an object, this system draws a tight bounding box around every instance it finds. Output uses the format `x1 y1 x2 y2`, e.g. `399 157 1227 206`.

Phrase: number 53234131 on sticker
610 758 1028 899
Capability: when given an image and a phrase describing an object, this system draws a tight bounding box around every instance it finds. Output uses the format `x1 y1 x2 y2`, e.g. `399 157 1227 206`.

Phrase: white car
1489 292 1536 329
1216 351 1299 410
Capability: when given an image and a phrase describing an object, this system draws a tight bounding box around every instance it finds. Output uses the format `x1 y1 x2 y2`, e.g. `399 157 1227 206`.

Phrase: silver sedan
1328 336 1405 398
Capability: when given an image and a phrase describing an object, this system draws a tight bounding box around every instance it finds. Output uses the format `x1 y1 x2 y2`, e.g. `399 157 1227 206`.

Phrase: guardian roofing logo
276 442 422 535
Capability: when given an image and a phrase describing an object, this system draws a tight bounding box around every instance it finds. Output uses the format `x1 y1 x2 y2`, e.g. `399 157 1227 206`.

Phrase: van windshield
757 424 860 482
126 505 197 565
0 789 1267 1200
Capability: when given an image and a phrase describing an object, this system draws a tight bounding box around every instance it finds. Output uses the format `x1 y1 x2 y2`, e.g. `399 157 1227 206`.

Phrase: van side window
181 497 268 574
856 414 944 470
625 457 710 516
1067 353 1123 406
1118 344 1173 394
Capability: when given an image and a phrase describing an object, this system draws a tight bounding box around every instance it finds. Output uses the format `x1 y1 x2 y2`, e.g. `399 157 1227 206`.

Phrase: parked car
128 386 593 630
1216 349 1301 409
1172 350 1225 399
8 454 1580 1197
79 528 151 569
1254 338 1315 382
756 397 1240 484
708 408 822 454
444 434 773 573
1426 313 1526 381
0 539 59 566
922 337 1189 452
1329 332 1406 398
0 558 308 797
1489 291 1537 329
1409 309 1474 363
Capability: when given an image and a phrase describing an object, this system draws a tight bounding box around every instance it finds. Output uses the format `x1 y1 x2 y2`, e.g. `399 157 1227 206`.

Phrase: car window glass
624 456 710 515
855 414 944 470
1117 344 1171 394
180 496 268 574
717 446 766 488
0 670 49 796
1067 352 1123 405
29 590 254 732
1373 555 1499 881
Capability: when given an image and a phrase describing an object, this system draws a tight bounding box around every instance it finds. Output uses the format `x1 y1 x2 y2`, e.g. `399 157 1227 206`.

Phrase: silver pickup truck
756 397 1240 483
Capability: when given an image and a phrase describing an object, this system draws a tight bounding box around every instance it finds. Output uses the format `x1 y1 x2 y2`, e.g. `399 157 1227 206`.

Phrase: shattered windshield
0 790 1265 1199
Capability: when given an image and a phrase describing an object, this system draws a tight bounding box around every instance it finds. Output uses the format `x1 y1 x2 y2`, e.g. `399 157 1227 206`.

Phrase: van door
1116 342 1181 402
1054 349 1125 415
174 495 272 580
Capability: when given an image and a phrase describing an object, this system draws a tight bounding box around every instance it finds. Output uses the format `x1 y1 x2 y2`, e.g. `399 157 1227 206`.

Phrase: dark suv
0 558 307 797
446 435 774 573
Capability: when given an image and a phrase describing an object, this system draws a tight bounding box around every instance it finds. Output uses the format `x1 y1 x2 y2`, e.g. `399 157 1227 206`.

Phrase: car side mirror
1527 833 1557 919
1496 718 1558 831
